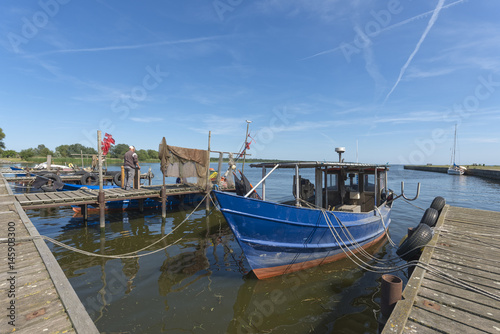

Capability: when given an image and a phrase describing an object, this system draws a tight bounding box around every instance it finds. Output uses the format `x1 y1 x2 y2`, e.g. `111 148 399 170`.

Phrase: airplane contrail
384 0 446 103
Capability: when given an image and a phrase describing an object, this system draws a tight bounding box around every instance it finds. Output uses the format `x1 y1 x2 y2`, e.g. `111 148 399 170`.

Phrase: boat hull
72 193 204 214
447 167 465 175
213 190 391 279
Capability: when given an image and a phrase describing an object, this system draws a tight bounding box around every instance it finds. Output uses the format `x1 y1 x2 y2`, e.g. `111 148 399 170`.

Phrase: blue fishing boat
61 183 118 191
213 157 397 279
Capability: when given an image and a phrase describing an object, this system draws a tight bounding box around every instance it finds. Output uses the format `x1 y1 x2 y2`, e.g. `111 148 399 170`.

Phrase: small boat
447 125 466 175
71 193 204 214
33 161 74 171
213 153 399 279
61 183 119 191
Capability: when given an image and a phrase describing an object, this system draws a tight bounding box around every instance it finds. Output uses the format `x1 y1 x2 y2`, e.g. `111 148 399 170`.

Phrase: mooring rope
401 197 425 211
206 194 500 302
374 205 397 247
24 192 212 259
295 197 396 264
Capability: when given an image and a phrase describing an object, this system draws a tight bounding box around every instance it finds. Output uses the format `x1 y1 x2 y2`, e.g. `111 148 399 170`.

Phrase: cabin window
328 174 338 190
379 173 386 191
346 173 359 191
364 174 375 192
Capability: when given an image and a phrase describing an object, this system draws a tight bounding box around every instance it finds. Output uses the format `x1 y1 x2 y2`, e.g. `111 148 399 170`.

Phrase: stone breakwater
404 165 500 180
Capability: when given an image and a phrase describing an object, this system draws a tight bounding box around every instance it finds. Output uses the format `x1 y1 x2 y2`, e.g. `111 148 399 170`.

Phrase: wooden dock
1 168 154 185
14 184 204 210
0 172 98 333
383 205 500 333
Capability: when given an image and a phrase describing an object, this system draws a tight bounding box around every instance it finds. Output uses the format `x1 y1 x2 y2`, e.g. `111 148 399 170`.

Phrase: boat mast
242 120 251 173
452 124 457 166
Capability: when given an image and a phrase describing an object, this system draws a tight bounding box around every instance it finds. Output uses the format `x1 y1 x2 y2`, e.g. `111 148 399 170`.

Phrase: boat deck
383 205 500 333
0 173 98 333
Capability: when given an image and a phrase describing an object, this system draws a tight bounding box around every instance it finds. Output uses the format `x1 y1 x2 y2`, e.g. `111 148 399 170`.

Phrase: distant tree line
0 128 158 161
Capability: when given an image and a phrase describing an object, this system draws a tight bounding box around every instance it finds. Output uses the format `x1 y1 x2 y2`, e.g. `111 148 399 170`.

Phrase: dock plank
409 301 495 334
0 173 99 333
418 284 500 322
383 205 500 334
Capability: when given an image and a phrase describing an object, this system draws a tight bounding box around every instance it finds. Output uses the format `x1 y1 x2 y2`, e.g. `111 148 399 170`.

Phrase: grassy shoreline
1 156 290 166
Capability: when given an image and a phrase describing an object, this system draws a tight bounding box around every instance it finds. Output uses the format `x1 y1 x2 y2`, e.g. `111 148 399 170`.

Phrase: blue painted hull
213 190 391 279
62 183 118 191
72 193 204 214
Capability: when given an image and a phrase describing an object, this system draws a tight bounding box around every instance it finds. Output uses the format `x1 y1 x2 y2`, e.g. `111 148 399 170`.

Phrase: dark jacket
124 150 138 168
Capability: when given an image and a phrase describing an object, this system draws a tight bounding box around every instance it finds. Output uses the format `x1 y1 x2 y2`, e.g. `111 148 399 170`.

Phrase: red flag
101 133 115 156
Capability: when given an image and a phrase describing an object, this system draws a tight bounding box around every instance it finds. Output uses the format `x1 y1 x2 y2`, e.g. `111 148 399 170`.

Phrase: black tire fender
41 184 57 192
38 173 62 191
430 196 446 213
81 173 98 185
113 172 122 187
396 224 433 261
43 172 61 183
420 207 439 227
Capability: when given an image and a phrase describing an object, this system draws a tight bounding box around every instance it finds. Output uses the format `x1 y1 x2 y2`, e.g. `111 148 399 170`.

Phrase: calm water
12 164 500 333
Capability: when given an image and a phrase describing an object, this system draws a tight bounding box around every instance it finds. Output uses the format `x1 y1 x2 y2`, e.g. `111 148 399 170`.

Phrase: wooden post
216 152 223 187
47 155 52 170
81 204 88 222
161 161 167 218
121 166 125 189
134 167 140 189
161 185 166 219
97 130 105 231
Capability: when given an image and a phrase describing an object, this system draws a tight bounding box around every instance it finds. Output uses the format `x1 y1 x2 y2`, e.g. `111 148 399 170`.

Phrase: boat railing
399 181 420 201
244 164 280 198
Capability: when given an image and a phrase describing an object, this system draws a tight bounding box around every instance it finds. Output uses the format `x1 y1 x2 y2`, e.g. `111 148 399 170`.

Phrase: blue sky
1 0 499 165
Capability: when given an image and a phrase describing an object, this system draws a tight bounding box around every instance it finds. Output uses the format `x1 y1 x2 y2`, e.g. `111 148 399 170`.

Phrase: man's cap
129 145 135 149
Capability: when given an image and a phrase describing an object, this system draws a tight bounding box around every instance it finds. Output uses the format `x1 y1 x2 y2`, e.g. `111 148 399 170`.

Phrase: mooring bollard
380 274 403 319
121 166 125 189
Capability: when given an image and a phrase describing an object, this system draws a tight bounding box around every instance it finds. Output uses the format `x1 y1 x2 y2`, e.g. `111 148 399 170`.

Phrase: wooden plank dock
0 173 99 333
383 205 500 333
14 184 204 210
1 168 154 185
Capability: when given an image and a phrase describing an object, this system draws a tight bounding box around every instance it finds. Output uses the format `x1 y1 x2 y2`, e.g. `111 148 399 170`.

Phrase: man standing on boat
124 145 140 190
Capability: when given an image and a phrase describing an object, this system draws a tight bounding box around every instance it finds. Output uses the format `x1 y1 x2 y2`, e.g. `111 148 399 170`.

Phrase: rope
375 206 396 247
210 193 500 302
295 198 395 264
34 192 211 259
401 198 425 211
